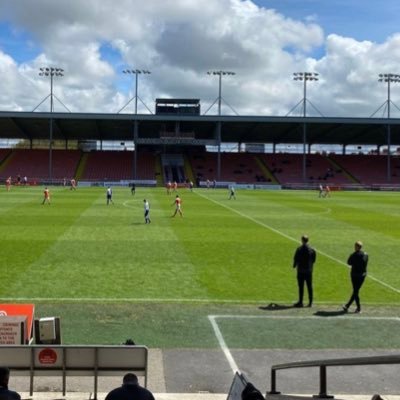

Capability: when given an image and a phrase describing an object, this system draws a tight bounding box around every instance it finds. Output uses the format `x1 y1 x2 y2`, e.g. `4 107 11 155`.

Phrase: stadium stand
188 152 268 184
137 151 157 180
0 148 11 163
81 150 156 181
260 153 353 185
330 154 400 185
0 149 81 181
80 150 133 181
1 148 400 186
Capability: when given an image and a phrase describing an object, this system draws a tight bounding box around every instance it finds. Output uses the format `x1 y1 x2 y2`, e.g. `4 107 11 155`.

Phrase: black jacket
348 250 368 276
0 387 21 400
293 244 316 273
105 384 155 400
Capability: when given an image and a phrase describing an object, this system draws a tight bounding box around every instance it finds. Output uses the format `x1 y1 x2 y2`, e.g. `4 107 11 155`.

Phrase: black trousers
346 274 366 309
297 271 313 305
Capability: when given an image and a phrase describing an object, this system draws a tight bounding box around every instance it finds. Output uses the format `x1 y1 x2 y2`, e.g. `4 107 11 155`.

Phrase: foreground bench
0 345 148 399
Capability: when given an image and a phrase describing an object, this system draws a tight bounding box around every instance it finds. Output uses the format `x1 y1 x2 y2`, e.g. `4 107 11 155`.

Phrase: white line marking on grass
195 192 400 295
316 207 331 215
0 297 398 305
122 200 138 209
208 314 400 374
208 315 240 374
210 314 400 321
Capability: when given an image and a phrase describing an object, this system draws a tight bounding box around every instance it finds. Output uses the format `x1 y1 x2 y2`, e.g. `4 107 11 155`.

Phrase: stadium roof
0 111 399 146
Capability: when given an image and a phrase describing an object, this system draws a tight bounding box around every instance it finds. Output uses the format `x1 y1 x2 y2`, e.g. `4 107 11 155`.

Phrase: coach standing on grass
342 241 368 314
293 234 316 308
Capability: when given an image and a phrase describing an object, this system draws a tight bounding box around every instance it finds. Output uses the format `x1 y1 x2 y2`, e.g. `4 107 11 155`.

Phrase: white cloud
0 0 399 118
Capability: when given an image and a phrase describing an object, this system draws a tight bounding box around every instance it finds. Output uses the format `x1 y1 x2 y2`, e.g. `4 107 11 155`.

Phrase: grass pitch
0 186 399 347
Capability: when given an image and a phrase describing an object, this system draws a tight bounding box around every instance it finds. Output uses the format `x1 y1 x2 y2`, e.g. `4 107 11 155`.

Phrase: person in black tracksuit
343 241 368 313
293 235 316 307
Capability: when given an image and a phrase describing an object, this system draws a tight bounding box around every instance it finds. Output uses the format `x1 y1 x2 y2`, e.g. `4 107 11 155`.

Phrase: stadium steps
0 149 14 174
326 156 360 183
254 155 279 184
183 154 195 184
74 152 88 180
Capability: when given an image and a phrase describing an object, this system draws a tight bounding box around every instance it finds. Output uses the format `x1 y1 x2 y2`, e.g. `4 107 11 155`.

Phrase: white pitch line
207 314 400 374
122 200 139 209
208 315 239 374
0 297 398 305
0 297 272 303
209 314 400 321
195 192 400 295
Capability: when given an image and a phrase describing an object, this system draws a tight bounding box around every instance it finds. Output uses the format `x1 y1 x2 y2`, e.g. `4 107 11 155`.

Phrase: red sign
38 348 58 364
0 304 35 341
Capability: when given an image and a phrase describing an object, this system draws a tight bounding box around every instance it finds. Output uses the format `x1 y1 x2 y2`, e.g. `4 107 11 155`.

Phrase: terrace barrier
0 344 148 399
267 354 400 398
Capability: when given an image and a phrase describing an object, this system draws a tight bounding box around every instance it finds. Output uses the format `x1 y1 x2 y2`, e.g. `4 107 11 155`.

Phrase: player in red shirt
171 195 183 217
42 187 51 205
325 185 331 197
166 181 172 195
5 177 11 191
70 178 77 190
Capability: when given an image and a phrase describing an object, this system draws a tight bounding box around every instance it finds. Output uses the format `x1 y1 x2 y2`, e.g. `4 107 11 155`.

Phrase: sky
0 0 400 118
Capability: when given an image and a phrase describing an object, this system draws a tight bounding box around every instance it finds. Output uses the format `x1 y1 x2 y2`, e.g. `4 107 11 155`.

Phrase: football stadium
1 2 400 400
1 100 400 400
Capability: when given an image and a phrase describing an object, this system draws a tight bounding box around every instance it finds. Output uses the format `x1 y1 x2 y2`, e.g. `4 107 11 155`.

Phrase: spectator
0 367 21 400
105 373 154 400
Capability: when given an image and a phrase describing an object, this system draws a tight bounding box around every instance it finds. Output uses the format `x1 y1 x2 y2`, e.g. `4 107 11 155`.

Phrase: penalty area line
208 314 400 374
209 314 400 321
195 192 400 296
208 315 239 375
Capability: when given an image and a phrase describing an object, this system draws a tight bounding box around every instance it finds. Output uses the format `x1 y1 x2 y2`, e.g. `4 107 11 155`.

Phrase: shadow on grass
313 310 348 317
258 303 295 311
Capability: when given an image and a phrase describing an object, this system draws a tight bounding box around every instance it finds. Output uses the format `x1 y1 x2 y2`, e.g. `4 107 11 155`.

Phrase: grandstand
0 149 81 181
330 154 400 185
1 111 400 188
260 153 353 185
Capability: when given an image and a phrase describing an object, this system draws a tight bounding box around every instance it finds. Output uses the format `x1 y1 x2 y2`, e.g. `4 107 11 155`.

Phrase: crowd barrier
0 345 148 399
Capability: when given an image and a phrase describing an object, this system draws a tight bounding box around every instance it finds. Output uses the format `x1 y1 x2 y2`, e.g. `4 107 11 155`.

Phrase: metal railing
267 354 400 398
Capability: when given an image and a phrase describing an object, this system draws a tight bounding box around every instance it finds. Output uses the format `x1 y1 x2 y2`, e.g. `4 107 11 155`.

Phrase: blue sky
254 0 400 43
2 1 393 67
0 22 40 63
0 0 400 117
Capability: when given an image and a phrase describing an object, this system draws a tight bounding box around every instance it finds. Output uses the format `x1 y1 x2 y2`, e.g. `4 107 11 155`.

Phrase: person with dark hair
130 182 136 196
0 367 21 400
293 235 316 308
105 373 154 400
342 241 368 314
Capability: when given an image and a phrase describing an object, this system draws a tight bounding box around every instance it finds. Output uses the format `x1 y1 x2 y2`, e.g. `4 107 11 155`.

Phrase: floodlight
120 67 152 114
